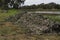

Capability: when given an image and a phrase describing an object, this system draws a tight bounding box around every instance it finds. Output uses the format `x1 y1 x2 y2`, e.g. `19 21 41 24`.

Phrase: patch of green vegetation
0 9 20 21
43 15 60 22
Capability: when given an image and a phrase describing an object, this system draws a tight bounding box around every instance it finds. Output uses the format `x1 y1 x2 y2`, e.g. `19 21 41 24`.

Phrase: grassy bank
43 15 60 22
0 9 60 40
0 9 60 22
0 9 20 21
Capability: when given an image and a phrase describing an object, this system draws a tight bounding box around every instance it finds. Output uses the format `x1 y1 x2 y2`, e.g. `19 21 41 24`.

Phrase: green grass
0 9 20 21
43 15 60 22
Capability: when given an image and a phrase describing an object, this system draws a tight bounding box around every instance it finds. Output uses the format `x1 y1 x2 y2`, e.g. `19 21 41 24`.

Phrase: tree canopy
0 0 25 9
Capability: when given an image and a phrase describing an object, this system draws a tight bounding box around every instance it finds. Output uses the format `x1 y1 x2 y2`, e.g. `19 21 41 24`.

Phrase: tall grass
43 15 60 22
0 9 20 21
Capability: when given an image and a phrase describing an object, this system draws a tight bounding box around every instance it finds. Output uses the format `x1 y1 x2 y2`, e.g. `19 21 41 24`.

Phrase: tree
0 0 2 7
0 0 25 9
9 0 25 8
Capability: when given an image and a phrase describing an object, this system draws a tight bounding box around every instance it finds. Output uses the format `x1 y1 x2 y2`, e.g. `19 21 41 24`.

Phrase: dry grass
0 22 60 40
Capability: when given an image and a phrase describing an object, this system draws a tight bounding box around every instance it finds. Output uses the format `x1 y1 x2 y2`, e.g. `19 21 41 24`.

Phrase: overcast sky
24 0 60 5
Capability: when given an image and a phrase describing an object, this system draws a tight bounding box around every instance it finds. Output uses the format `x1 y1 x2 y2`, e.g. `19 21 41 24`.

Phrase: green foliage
21 2 60 10
44 15 60 22
0 0 25 9
0 9 20 21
